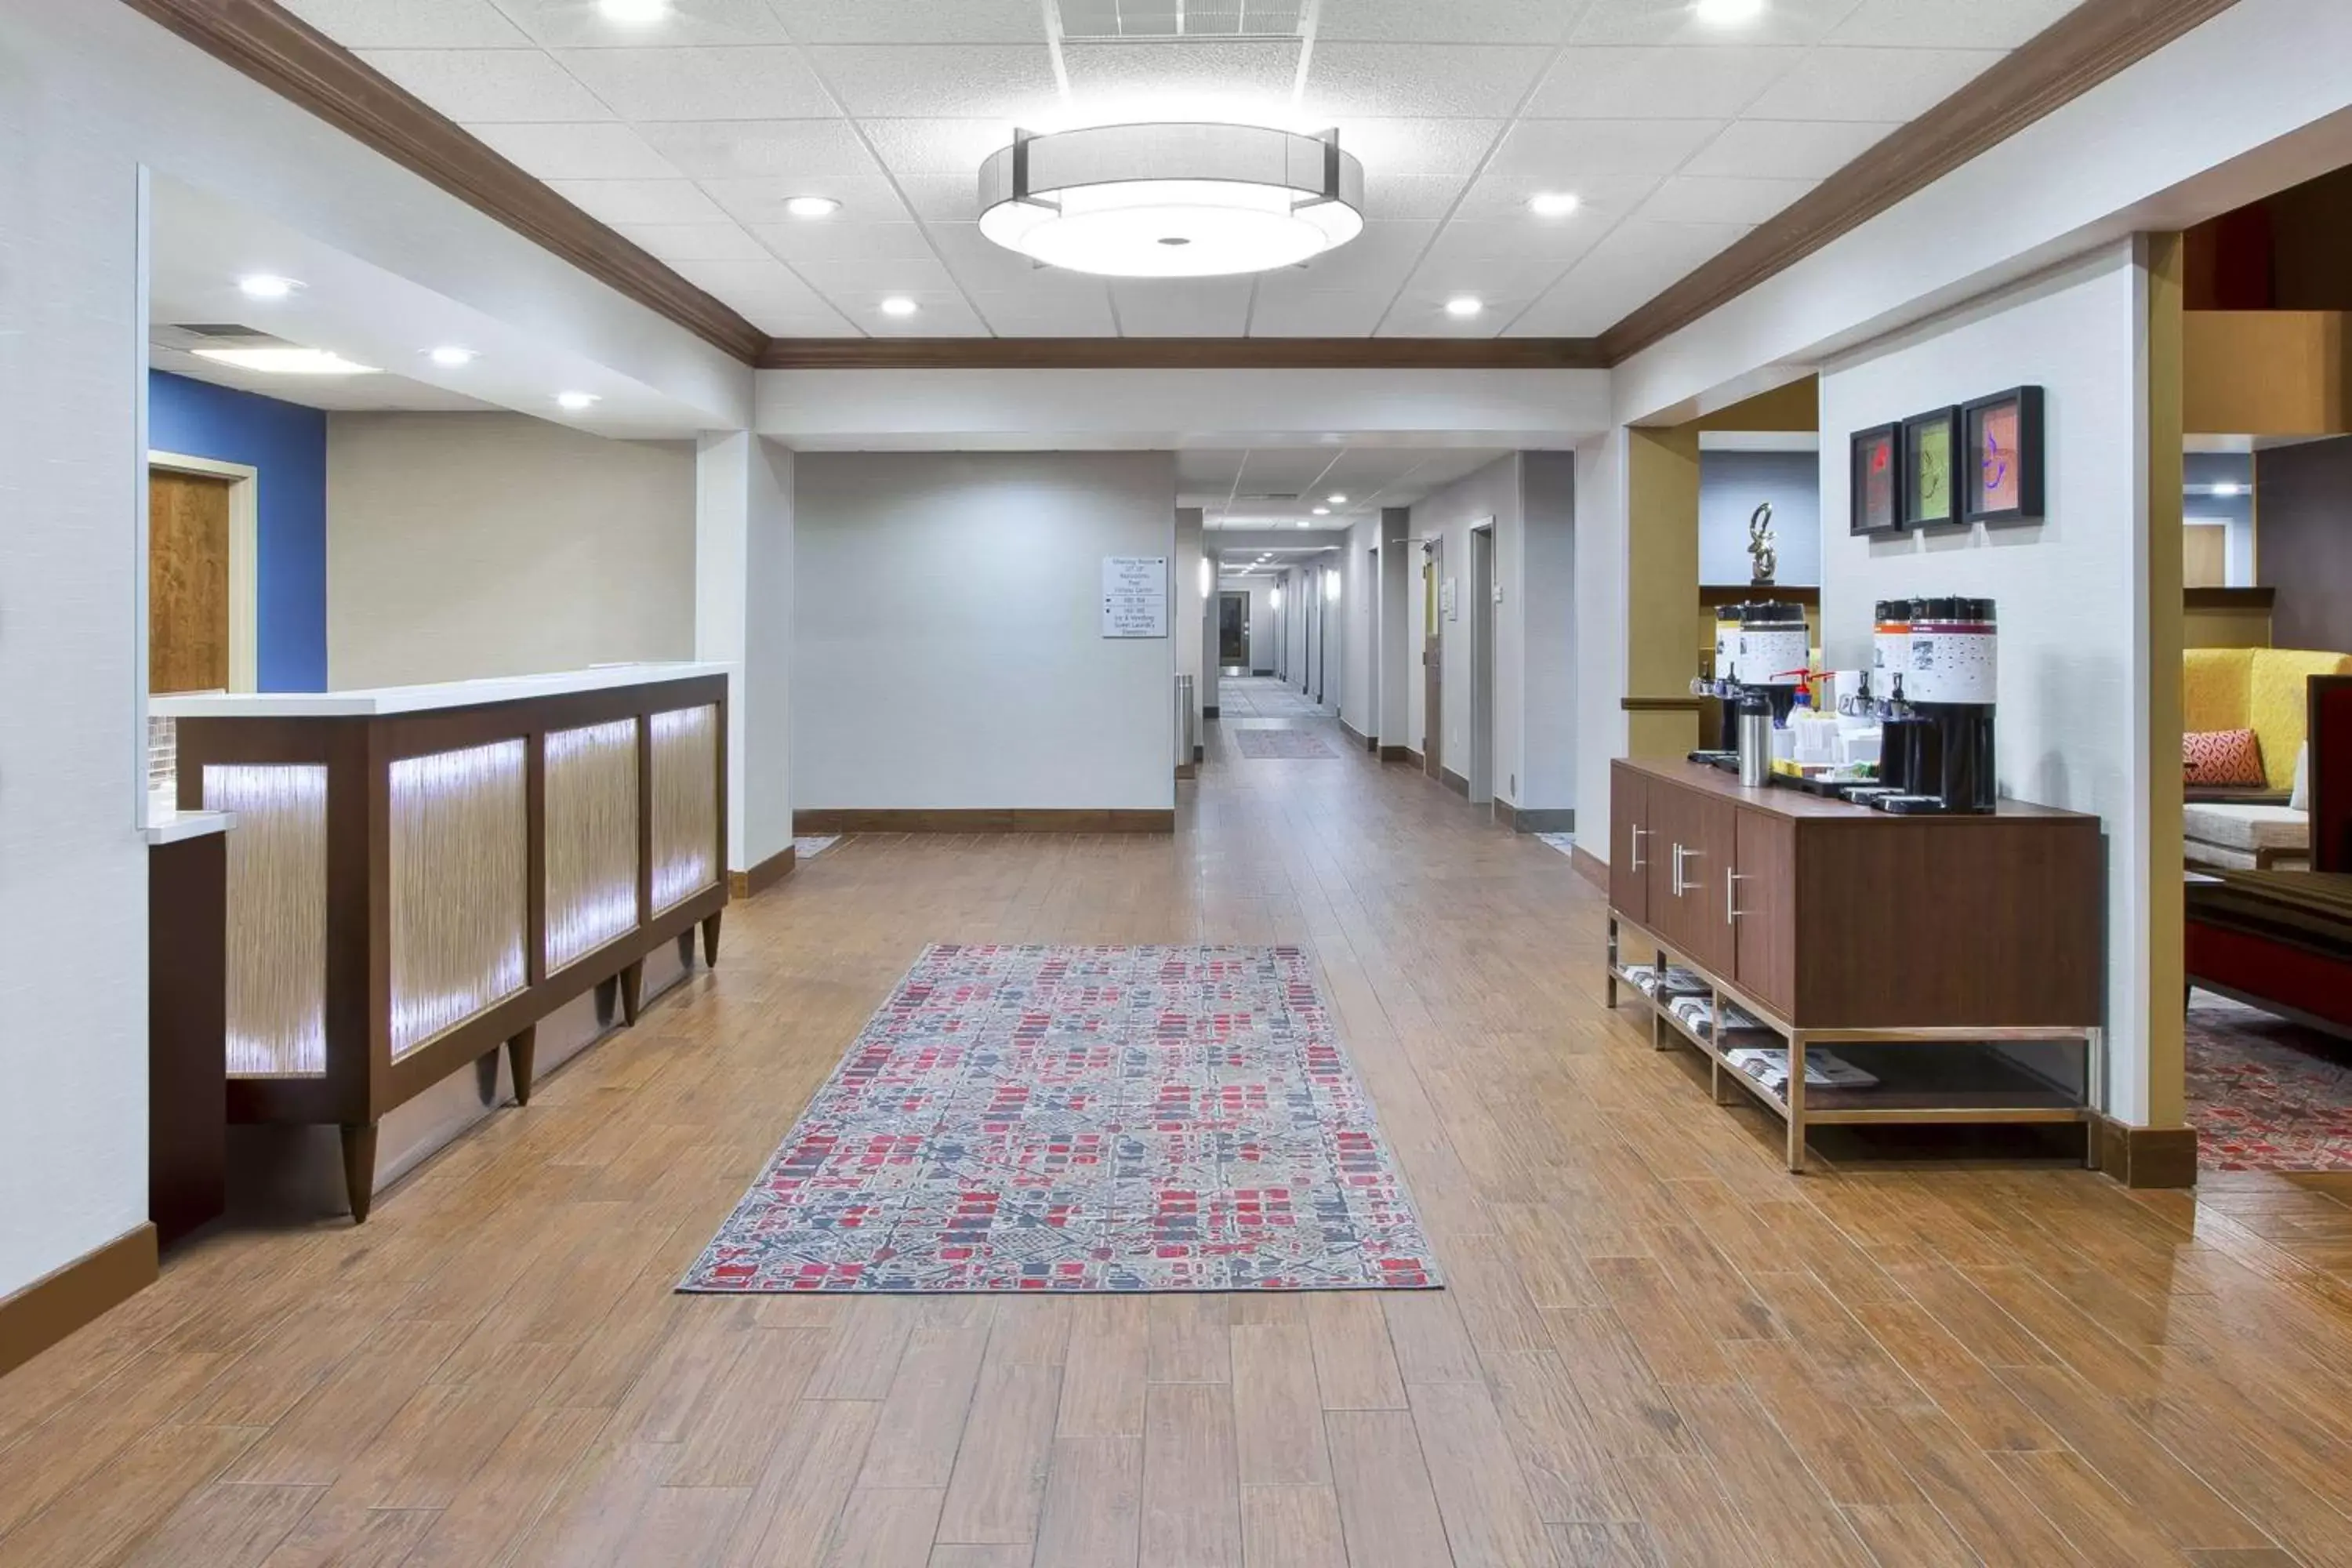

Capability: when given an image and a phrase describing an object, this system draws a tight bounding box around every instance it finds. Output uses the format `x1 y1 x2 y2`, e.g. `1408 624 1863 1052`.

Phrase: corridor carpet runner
1232 728 1337 759
2187 991 2352 1171
681 943 1442 1293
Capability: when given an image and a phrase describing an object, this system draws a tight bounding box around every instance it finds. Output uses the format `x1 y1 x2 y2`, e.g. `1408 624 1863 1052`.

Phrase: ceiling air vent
1055 0 1306 39
151 322 292 351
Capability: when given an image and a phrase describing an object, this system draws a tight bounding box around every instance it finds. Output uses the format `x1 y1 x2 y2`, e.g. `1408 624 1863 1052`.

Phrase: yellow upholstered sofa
2182 647 2350 871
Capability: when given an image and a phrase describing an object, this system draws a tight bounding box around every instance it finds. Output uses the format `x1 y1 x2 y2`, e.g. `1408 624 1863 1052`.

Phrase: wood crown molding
0 1224 158 1378
757 337 1607 370
1595 0 2248 365
119 0 766 364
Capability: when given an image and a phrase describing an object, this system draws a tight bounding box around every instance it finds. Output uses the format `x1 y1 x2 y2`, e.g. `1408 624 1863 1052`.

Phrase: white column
1175 507 1204 763
695 430 793 877
1378 507 1412 750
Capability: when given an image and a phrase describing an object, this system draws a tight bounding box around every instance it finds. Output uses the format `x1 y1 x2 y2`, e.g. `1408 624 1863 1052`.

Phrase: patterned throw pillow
2184 728 2266 788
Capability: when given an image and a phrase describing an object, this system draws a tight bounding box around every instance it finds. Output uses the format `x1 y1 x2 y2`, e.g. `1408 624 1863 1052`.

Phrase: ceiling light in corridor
237 274 299 299
1327 492 1348 503
784 196 841 220
1445 296 1483 318
555 390 601 411
1529 191 1581 218
426 346 477 368
978 123 1364 278
1694 0 1766 23
192 346 376 376
599 0 670 24
880 296 920 317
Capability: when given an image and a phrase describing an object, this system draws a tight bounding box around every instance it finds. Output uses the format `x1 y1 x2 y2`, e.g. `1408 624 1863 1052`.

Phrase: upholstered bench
2183 802 2310 871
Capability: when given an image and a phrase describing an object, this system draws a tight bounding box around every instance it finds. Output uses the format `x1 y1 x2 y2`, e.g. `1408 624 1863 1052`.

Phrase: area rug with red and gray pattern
2188 991 2352 1171
682 944 1441 1293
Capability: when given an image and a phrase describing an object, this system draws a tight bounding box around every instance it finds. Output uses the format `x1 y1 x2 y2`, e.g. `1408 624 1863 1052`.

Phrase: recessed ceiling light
237 274 299 299
426 346 477 368
2211 482 2245 496
784 195 841 220
192 346 376 376
880 296 919 317
556 390 601 411
1444 296 1483 318
1528 191 1581 218
1312 507 1330 516
1327 492 1348 503
1694 0 1765 23
598 0 668 23
1299 521 1316 528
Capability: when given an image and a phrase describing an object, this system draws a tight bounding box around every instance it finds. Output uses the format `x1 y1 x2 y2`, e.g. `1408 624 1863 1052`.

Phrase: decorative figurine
1748 500 1777 586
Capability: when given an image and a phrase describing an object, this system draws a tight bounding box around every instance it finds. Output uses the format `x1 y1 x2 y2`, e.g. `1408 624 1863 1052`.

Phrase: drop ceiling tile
805 45 1062 118
1177 448 1245 488
552 46 837 120
1375 292 1534 335
1744 46 2004 122
793 256 964 296
701 175 913 225
464 122 681 180
1637 173 1817 223
923 222 1060 289
616 221 772 261
1314 0 1583 43
1327 119 1508 178
1358 174 1473 220
754 311 866 336
490 0 789 46
1303 45 1552 119
1241 291 1392 336
1828 0 2082 49
782 0 1048 44
663 256 836 311
545 178 731 225
1526 45 1802 118
892 174 987 223
1401 245 1588 300
753 219 944 263
1419 217 1607 273
357 49 614 122
971 290 1120 336
1062 40 1303 122
837 293 991 334
1682 118 1898 178
279 0 528 47
1486 118 1726 179
1112 279 1255 335
1282 220 1439 292
634 119 884 178
1506 216 1751 332
1449 170 1663 220
1570 0 1867 47
862 118 1022 177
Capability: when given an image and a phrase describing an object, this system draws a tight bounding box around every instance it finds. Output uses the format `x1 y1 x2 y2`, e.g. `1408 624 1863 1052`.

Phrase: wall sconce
1325 569 1341 602
1198 557 1212 597
1271 585 1283 610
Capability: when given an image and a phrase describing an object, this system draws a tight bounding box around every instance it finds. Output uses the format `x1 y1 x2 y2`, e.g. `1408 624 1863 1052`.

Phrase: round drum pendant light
978 123 1364 278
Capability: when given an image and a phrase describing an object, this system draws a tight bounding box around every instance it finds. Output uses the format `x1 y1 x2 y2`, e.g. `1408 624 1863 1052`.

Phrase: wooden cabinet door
1609 764 1648 924
1646 781 1733 974
1732 811 1796 1016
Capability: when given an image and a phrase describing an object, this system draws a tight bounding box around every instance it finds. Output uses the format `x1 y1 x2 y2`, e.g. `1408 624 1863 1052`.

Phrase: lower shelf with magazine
1606 914 2096 1170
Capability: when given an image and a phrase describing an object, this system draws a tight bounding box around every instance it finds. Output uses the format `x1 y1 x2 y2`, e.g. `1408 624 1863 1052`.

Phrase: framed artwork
1900 406 1965 529
1849 423 1904 536
1962 385 2045 525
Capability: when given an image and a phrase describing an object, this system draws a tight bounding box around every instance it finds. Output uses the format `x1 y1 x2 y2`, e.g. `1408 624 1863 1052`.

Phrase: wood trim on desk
1700 585 1820 608
115 0 766 363
1621 695 1704 713
2183 586 2275 610
0 1225 158 1379
1595 0 2245 364
728 844 797 900
793 808 1174 834
2093 1117 2199 1188
757 337 1607 370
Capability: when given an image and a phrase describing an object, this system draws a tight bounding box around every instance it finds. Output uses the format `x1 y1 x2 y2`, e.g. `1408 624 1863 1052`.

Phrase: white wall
1574 431 1631 855
795 453 1176 811
1818 243 2157 1120
1341 517 1381 742
1378 509 1413 749
1413 456 1521 793
1523 452 1579 816
327 414 696 688
1175 507 1204 752
696 432 794 875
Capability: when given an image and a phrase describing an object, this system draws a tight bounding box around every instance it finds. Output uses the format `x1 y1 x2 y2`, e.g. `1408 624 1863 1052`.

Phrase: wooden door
2183 521 2228 589
1731 810 1796 1015
1609 764 1648 924
1422 541 1443 777
150 468 233 694
1645 781 1733 974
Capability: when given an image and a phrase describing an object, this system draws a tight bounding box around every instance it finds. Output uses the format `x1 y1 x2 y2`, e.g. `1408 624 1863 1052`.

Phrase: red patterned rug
681 944 1442 1293
2187 992 2352 1171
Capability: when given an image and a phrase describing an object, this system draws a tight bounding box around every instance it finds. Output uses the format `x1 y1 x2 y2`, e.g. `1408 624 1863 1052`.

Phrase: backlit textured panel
204 764 328 1077
545 718 640 971
390 740 527 1060
650 704 719 914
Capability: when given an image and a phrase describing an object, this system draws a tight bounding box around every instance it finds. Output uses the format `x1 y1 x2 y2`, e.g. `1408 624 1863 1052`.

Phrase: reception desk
152 663 730 1220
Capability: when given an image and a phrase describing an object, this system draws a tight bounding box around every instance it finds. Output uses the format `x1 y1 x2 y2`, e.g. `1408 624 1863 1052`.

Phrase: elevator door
1218 591 1250 668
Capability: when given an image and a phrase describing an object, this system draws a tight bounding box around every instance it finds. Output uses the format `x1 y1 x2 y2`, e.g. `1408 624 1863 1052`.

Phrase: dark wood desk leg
677 930 695 971
594 975 619 1028
341 1123 379 1223
619 960 644 1025
507 1026 537 1107
702 910 723 968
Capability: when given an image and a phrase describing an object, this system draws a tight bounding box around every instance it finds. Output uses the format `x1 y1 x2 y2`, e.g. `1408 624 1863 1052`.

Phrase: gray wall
2185 451 2255 587
1701 448 1820 586
327 413 696 688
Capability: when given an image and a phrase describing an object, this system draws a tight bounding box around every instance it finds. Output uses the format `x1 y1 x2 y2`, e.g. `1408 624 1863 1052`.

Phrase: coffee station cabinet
1606 757 2103 1170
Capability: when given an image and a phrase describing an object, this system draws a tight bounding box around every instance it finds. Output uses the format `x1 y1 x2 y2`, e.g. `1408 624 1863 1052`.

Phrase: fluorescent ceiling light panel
192 347 377 376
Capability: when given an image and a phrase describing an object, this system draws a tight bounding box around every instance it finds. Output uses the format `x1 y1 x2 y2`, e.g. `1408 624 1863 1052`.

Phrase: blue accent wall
148 371 327 691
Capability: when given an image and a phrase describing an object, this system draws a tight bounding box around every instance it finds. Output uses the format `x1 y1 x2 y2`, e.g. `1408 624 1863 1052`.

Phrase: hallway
8 732 2352 1567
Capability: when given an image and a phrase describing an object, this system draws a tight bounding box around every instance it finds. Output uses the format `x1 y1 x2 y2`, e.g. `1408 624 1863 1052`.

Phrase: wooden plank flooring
9 680 2352 1566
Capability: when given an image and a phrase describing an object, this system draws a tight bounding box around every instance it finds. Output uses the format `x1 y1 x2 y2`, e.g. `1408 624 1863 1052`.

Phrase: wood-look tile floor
11 681 2352 1566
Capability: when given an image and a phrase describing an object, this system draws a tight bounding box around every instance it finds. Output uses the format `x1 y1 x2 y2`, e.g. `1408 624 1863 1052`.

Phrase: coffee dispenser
1875 597 1998 814
1715 601 1812 724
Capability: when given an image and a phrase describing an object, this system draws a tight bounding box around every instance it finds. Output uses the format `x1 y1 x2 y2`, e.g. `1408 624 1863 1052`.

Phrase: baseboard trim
727 844 797 899
1175 763 1197 781
1252 668 1274 677
794 808 1175 834
1570 845 1610 892
1377 744 1414 764
0 1223 158 1379
2092 1116 2198 1189
1338 718 1371 751
1441 768 1470 798
1494 803 1577 833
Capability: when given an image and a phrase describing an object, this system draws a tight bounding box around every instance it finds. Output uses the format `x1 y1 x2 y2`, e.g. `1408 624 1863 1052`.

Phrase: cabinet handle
1628 825 1647 873
1671 843 1697 896
1726 869 1745 924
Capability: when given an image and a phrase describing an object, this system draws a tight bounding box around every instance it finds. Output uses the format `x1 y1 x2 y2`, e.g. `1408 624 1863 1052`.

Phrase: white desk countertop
148 662 731 720
145 810 237 844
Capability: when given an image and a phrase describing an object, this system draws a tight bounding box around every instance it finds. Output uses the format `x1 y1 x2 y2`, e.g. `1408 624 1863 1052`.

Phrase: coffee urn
1878 597 1998 814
